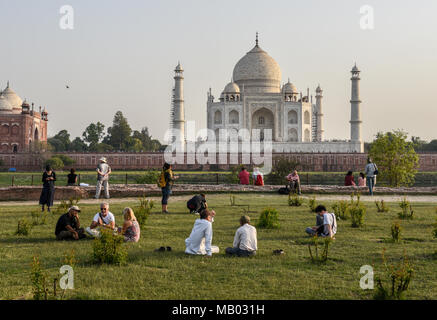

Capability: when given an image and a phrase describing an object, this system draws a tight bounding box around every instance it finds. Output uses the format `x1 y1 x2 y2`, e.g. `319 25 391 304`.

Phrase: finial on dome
256 32 259 46
6 81 9 88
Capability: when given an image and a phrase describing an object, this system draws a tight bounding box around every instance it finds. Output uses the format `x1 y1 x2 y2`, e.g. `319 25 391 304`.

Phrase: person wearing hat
225 215 257 257
95 157 112 199
55 206 86 240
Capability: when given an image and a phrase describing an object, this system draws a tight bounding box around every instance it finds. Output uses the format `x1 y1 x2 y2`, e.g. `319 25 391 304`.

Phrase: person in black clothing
55 206 86 240
187 194 208 214
39 165 56 212
67 168 77 186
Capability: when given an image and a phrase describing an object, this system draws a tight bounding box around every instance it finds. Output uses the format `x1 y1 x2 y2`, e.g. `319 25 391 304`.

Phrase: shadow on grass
0 235 94 245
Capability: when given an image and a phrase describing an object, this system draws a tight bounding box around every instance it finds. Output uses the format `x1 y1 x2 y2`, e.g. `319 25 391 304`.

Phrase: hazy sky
1 0 436 143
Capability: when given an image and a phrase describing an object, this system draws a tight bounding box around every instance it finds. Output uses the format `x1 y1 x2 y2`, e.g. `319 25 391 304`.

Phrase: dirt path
1 194 437 207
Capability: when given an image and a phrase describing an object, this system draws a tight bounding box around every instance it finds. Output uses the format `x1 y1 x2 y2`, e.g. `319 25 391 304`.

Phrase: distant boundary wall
1 152 436 172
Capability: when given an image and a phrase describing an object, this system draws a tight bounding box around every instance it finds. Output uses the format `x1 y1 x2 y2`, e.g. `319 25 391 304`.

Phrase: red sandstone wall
0 152 436 172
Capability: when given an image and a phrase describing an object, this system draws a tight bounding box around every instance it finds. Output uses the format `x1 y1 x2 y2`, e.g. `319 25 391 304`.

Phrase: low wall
1 184 436 201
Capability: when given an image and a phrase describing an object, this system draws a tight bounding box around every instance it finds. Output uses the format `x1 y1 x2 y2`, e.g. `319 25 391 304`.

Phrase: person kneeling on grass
55 206 86 240
187 193 208 214
85 202 116 238
117 207 140 242
305 205 337 239
225 215 257 257
185 209 219 256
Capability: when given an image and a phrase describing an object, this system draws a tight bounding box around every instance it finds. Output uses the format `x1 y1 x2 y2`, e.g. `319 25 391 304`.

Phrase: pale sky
1 0 436 143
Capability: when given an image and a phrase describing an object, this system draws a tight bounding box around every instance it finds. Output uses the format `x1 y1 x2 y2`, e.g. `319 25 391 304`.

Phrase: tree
369 130 419 187
47 130 71 151
45 156 64 170
70 137 88 152
132 127 163 151
55 154 75 167
105 111 132 150
82 122 105 150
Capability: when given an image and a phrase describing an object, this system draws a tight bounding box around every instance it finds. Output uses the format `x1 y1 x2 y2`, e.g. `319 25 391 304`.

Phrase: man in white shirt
305 205 337 239
85 202 116 238
95 157 112 199
185 209 219 256
226 216 257 257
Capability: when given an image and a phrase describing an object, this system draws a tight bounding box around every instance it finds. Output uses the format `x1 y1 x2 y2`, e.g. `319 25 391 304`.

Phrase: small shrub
332 201 349 220
55 197 81 215
31 210 48 226
256 207 280 229
374 249 414 300
229 195 236 206
349 193 366 228
375 200 390 213
92 228 127 264
16 218 32 236
308 196 317 213
134 195 154 228
30 256 48 300
134 170 160 184
63 249 78 268
398 197 414 220
308 236 333 263
288 193 303 207
391 221 402 243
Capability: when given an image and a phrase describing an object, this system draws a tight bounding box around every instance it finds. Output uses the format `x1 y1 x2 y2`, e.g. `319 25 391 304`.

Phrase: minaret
350 64 362 143
173 62 185 149
315 85 324 141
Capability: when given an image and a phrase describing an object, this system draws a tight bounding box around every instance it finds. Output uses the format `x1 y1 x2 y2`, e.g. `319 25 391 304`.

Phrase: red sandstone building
0 82 48 153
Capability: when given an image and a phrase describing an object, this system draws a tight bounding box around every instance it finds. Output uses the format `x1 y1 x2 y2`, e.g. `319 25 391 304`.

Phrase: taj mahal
171 34 364 153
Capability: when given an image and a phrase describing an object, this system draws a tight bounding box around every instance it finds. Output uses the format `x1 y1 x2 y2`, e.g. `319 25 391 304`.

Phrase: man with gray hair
225 215 257 257
85 202 116 238
95 157 112 199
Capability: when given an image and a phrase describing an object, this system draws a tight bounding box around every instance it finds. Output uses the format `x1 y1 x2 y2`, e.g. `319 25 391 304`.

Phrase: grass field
1 194 437 300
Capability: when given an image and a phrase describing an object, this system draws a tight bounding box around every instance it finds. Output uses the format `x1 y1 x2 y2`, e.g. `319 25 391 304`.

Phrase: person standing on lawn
158 162 178 214
95 157 111 199
39 165 56 212
364 158 378 195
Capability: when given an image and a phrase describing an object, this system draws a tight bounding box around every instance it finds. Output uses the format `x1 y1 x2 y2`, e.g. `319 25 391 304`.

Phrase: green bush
55 154 75 166
44 157 64 170
134 195 154 228
398 197 414 220
92 228 127 264
375 200 390 213
31 210 48 226
308 196 317 213
54 197 80 215
256 207 280 229
374 249 414 300
391 221 402 243
134 170 160 184
30 255 48 300
349 193 366 228
332 200 350 220
308 236 333 263
16 218 32 236
288 193 303 207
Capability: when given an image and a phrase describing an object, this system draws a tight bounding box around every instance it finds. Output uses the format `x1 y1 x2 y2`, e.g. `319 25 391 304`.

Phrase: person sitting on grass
187 194 208 214
117 207 140 242
55 206 86 240
85 202 116 238
225 215 257 257
305 205 337 239
185 209 219 256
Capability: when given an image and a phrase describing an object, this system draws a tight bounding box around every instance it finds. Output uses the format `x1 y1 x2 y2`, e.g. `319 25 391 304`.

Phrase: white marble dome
283 81 297 93
223 81 240 94
0 94 13 113
2 84 23 110
232 45 282 93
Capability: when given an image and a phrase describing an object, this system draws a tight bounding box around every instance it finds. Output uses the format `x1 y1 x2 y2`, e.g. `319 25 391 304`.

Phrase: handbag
373 163 379 175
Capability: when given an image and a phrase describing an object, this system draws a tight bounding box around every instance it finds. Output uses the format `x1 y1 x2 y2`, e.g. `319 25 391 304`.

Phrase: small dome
175 62 183 72
2 84 23 110
316 85 323 93
0 94 13 112
352 64 360 72
223 82 240 94
283 80 297 93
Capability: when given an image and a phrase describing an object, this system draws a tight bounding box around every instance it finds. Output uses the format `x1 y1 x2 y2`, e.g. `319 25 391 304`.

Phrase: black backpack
278 186 290 195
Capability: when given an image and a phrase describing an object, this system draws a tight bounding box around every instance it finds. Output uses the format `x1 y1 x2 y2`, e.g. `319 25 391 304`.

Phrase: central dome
232 44 282 93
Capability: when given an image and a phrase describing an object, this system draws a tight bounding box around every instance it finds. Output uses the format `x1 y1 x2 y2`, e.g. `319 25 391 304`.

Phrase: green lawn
1 194 437 300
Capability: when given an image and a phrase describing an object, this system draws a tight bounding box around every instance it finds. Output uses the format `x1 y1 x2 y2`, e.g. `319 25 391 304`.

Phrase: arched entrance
252 108 274 141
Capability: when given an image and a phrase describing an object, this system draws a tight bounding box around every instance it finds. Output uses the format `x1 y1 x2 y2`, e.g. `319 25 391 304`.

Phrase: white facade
203 37 364 153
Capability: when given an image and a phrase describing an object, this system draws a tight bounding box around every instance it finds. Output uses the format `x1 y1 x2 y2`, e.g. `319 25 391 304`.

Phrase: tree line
48 111 165 152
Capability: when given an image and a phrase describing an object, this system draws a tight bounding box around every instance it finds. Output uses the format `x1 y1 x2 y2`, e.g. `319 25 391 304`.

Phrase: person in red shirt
238 167 250 185
344 171 356 186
